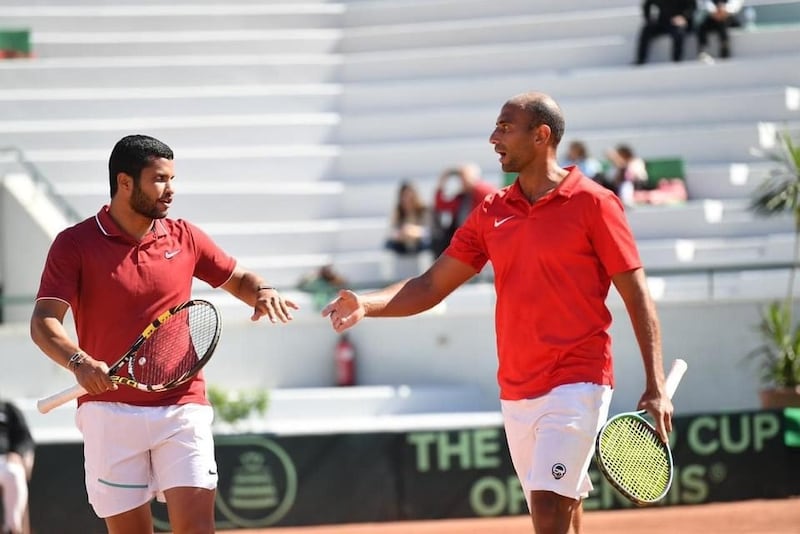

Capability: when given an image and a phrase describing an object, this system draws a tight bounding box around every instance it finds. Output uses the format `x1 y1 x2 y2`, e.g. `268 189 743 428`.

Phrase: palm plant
748 128 800 390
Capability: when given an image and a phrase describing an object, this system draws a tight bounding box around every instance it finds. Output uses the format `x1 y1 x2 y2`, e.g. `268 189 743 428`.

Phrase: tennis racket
37 299 222 414
594 358 688 505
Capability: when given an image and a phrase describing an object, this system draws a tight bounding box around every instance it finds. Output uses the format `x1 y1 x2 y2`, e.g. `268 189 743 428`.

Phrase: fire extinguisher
335 333 356 387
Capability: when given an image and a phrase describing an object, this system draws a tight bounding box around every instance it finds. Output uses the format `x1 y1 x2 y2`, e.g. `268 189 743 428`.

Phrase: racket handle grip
665 358 688 400
37 384 87 414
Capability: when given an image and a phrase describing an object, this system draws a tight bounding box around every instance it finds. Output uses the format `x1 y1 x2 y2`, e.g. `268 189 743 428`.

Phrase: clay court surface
227 498 800 534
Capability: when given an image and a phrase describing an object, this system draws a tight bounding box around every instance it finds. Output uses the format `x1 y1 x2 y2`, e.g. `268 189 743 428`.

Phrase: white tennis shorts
75 402 218 518
501 382 613 506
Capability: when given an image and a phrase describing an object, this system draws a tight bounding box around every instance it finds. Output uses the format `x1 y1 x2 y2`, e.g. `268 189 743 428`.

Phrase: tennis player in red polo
322 92 673 534
30 135 298 534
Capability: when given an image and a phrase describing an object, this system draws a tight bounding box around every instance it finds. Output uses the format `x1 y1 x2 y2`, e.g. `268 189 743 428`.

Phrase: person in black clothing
0 399 34 534
697 0 742 62
635 0 697 65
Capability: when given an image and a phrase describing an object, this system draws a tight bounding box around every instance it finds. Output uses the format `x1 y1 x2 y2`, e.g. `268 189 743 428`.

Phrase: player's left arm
220 266 299 323
612 268 673 441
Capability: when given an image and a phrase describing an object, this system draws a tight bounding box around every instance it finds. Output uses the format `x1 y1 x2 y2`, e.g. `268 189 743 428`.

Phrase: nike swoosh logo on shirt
165 249 181 259
494 216 514 228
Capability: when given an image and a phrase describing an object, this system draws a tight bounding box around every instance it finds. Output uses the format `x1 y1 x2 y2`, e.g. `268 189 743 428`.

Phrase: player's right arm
30 299 114 395
322 254 476 333
612 268 672 441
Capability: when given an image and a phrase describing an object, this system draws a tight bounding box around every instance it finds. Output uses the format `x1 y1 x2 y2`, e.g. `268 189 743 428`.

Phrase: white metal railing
0 145 82 223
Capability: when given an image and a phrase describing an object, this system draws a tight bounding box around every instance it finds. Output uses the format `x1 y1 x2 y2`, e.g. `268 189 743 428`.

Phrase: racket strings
131 304 220 388
597 416 671 502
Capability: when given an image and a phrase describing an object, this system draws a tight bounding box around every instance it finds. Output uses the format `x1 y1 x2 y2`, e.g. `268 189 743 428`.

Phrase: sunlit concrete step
638 233 795 271
0 55 342 89
208 248 392 288
627 200 794 240
341 35 630 82
338 86 798 144
684 161 776 200
1 4 344 32
340 7 638 53
197 217 387 257
57 181 345 222
341 53 800 112
336 120 800 182
0 84 342 121
342 0 645 26
16 144 340 183
0 113 340 151
32 29 342 57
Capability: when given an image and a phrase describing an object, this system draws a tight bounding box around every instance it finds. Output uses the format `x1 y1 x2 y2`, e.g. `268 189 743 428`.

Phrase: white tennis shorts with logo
76 402 218 518
501 382 613 507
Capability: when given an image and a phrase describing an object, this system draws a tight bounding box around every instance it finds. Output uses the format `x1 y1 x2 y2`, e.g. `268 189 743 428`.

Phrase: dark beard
130 183 166 219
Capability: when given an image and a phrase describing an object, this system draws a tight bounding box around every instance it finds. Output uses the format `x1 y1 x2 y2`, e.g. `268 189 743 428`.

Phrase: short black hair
108 134 173 198
616 144 635 159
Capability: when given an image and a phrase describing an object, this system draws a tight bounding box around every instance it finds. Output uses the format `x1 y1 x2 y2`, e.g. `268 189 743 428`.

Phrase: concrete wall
2 285 788 425
1 172 70 323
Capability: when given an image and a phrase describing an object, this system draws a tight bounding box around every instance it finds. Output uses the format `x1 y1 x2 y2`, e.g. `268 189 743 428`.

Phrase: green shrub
208 385 269 425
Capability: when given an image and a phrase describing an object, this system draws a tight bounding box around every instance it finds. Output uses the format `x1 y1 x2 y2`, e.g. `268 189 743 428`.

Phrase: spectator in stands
298 264 348 311
697 0 743 63
385 181 431 255
0 398 34 534
635 178 689 204
430 163 496 258
561 140 608 186
606 144 649 207
635 0 697 65
322 91 672 534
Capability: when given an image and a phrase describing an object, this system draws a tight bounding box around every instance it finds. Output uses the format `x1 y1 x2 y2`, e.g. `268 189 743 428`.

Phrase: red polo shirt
36 206 236 407
445 167 642 400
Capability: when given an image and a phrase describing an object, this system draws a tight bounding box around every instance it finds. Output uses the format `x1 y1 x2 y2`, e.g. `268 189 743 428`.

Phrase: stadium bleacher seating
1 0 796 294
1 0 799 425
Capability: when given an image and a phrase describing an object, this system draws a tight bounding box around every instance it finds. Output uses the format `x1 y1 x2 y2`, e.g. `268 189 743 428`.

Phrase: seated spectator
298 264 348 311
385 181 431 255
635 0 697 65
430 163 497 258
697 0 743 63
1 398 35 534
561 140 608 186
634 178 689 205
606 144 650 207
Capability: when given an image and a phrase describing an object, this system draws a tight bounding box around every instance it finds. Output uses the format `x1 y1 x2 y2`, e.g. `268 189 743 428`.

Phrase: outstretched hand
252 289 299 323
321 289 364 333
637 389 674 443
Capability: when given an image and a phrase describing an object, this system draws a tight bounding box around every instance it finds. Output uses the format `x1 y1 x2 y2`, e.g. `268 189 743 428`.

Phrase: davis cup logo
214 435 298 528
151 435 297 530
